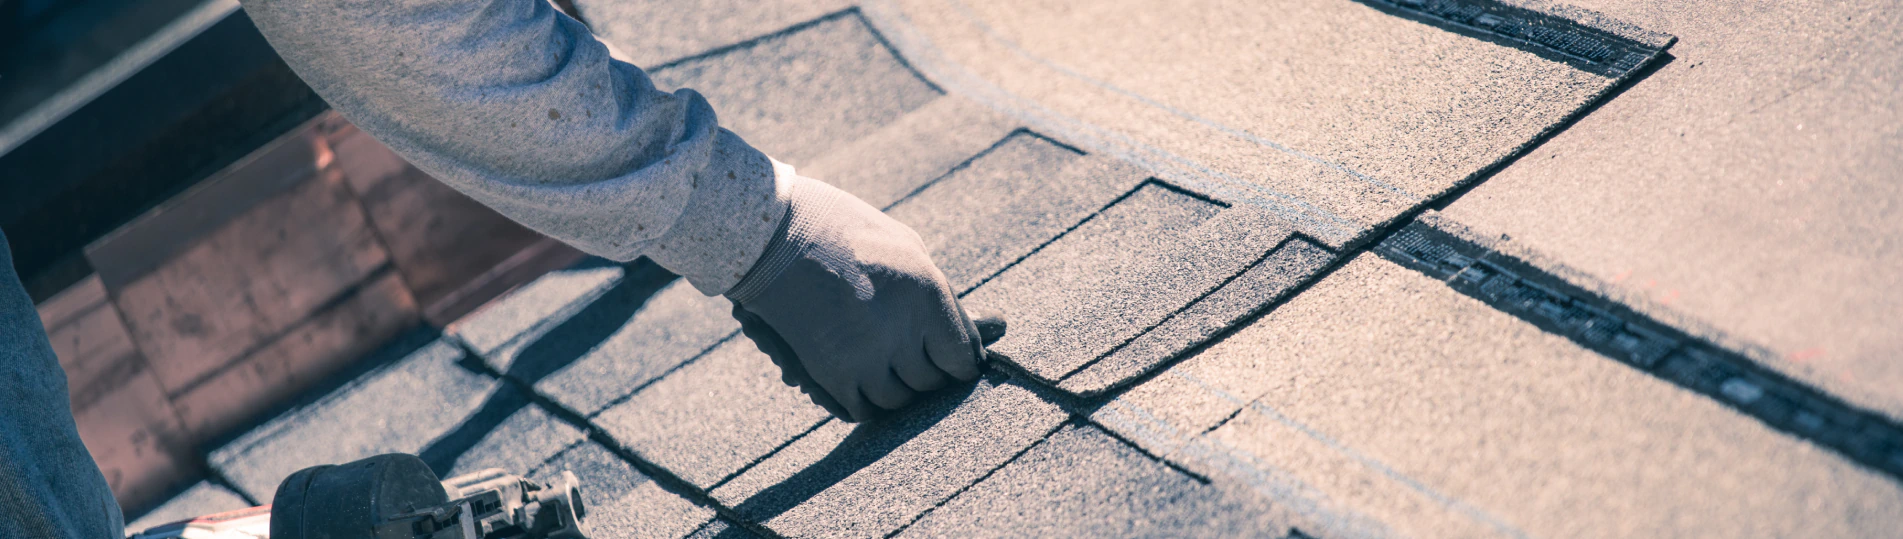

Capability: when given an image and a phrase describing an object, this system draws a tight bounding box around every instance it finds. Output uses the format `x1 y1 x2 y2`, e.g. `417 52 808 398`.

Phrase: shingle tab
965 184 1297 386
1061 238 1336 395
207 338 582 500
530 442 714 539
1100 255 1903 538
901 425 1293 538
886 133 1148 291
714 376 1066 538
450 258 743 416
884 0 1672 246
801 95 1020 210
592 338 830 489
448 261 624 358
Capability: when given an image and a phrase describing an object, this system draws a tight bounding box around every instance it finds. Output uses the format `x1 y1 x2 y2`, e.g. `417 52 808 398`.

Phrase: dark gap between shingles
955 178 1165 298
448 337 794 539
881 420 1068 538
1055 234 1307 384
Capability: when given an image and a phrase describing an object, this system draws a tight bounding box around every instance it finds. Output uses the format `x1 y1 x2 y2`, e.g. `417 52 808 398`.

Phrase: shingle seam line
581 330 743 420
1055 236 1300 383
446 337 791 539
1086 399 1391 537
646 9 862 72
881 420 1067 538
858 1 1360 243
707 417 835 492
954 179 1159 298
877 128 1040 212
1170 371 1529 539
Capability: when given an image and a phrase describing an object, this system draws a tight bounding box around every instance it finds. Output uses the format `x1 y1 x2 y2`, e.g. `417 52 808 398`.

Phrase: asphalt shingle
885 132 1148 291
712 376 1066 538
530 441 714 539
1440 0 1903 421
1097 254 1903 537
207 338 583 500
456 258 739 416
801 95 1020 209
684 518 768 539
448 261 624 360
648 12 942 165
884 0 1672 246
592 337 830 489
963 183 1296 386
901 424 1293 538
1060 238 1336 395
424 393 588 480
572 0 853 68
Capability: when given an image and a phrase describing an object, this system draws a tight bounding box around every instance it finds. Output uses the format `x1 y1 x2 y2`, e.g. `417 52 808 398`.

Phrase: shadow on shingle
729 376 984 521
417 258 677 477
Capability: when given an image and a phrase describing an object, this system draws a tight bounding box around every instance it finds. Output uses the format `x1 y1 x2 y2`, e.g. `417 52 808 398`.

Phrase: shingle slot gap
881 421 1067 538
956 178 1165 298
446 337 791 538
1375 222 1903 480
581 330 743 420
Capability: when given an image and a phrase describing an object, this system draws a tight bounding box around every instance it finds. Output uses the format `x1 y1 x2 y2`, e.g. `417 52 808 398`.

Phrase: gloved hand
726 176 998 422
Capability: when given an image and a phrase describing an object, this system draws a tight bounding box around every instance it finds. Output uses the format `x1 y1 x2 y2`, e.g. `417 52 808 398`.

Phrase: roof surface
134 0 1902 536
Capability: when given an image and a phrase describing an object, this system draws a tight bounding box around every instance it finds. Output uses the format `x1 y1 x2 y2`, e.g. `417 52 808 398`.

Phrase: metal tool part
270 453 587 539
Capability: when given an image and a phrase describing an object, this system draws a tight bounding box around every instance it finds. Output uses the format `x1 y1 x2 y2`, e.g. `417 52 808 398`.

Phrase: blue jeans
0 229 125 538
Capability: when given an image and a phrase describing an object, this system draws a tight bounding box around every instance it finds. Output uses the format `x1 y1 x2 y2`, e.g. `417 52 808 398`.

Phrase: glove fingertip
966 305 1007 345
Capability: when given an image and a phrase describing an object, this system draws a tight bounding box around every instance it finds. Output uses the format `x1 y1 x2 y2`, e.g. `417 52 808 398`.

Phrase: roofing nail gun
128 453 587 538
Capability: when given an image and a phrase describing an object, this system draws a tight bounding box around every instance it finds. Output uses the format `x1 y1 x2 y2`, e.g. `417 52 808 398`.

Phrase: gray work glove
726 176 995 422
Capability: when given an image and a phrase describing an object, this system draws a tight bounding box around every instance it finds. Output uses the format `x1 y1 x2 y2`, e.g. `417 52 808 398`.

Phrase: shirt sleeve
237 0 790 295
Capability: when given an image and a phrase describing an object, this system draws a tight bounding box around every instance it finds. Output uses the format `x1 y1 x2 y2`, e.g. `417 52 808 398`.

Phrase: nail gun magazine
127 454 587 539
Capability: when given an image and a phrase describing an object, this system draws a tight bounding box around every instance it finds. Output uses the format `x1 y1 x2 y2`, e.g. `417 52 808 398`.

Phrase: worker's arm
239 0 782 293
238 0 985 420
0 229 125 538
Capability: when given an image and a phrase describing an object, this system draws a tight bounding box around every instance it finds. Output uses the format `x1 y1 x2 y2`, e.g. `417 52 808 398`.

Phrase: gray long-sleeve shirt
239 0 793 295
5 3 806 538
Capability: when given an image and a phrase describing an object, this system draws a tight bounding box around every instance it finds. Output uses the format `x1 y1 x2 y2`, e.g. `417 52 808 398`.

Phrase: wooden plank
326 121 410 197
171 271 418 440
69 359 196 512
353 161 550 324
114 170 390 396
85 123 327 291
35 273 109 329
36 274 158 411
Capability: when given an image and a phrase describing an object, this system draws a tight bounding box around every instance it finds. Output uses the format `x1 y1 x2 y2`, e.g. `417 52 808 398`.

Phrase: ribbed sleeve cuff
637 129 791 296
724 175 843 305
